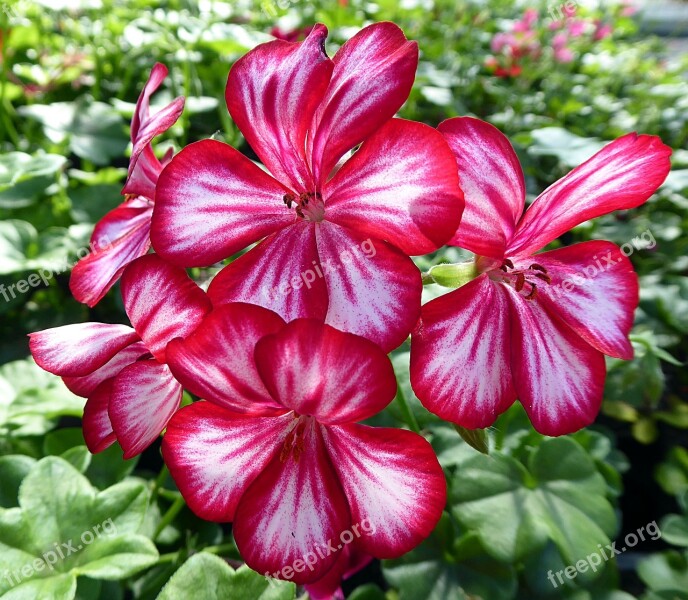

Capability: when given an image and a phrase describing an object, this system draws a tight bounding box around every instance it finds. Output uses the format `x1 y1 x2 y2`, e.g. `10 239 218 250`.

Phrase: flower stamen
493 259 551 301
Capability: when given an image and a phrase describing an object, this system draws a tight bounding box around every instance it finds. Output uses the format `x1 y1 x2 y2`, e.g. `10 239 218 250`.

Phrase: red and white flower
411 117 671 436
151 23 464 352
70 63 184 307
162 309 446 583
31 254 211 457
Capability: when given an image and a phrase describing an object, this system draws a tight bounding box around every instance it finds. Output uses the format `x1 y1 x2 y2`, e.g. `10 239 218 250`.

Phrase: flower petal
126 63 184 190
322 423 446 558
226 24 333 191
438 116 525 258
506 287 607 436
254 319 397 424
162 401 291 522
515 241 638 359
29 323 139 377
120 254 212 363
233 422 351 584
82 380 117 454
324 119 463 255
122 145 162 199
315 222 421 352
309 22 418 184
410 275 517 428
109 359 182 459
70 198 152 307
207 221 329 322
166 304 287 415
151 139 294 266
508 133 672 256
63 341 149 397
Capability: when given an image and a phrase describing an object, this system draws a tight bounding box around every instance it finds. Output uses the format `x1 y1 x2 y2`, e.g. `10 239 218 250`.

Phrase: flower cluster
486 5 622 76
29 20 670 596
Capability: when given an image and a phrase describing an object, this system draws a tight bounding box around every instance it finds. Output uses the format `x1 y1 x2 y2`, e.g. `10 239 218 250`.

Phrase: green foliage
0 456 158 599
157 554 295 600
0 0 686 598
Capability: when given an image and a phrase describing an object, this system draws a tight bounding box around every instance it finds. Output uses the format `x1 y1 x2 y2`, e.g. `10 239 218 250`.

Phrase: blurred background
0 1 687 599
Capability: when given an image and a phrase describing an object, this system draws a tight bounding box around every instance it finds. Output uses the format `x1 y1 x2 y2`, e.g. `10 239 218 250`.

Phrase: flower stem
395 385 421 434
154 495 186 541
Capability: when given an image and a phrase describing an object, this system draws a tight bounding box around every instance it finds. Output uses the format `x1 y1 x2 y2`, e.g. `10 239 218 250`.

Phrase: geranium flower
69 63 184 307
30 255 211 457
151 23 464 352
162 308 446 583
411 117 671 436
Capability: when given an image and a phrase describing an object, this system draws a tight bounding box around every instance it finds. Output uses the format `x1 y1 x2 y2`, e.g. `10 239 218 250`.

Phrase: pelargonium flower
69 63 184 307
151 23 464 352
411 117 671 436
31 254 211 457
162 307 446 583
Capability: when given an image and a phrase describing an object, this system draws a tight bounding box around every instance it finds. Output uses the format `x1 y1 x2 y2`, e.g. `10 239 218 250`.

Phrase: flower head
31 255 211 457
69 63 184 307
151 23 464 352
411 117 671 436
162 309 446 583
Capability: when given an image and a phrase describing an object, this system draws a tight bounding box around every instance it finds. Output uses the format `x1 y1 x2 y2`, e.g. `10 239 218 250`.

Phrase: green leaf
384 519 517 600
656 447 688 497
450 438 616 579
0 152 67 209
0 456 36 508
661 514 688 548
637 550 688 594
19 99 128 166
0 358 84 437
0 457 158 598
43 428 138 490
157 554 295 600
0 220 91 276
526 128 607 168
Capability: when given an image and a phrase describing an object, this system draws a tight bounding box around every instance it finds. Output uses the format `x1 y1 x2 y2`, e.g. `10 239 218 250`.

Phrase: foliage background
0 0 687 598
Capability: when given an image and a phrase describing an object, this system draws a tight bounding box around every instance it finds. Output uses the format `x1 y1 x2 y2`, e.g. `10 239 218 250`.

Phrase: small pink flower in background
621 0 637 17
270 24 314 41
31 255 211 458
152 23 463 352
563 3 577 18
566 18 587 37
491 32 515 53
554 45 575 63
69 63 184 307
552 32 574 62
594 20 613 41
162 311 446 583
513 8 538 32
411 117 671 436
